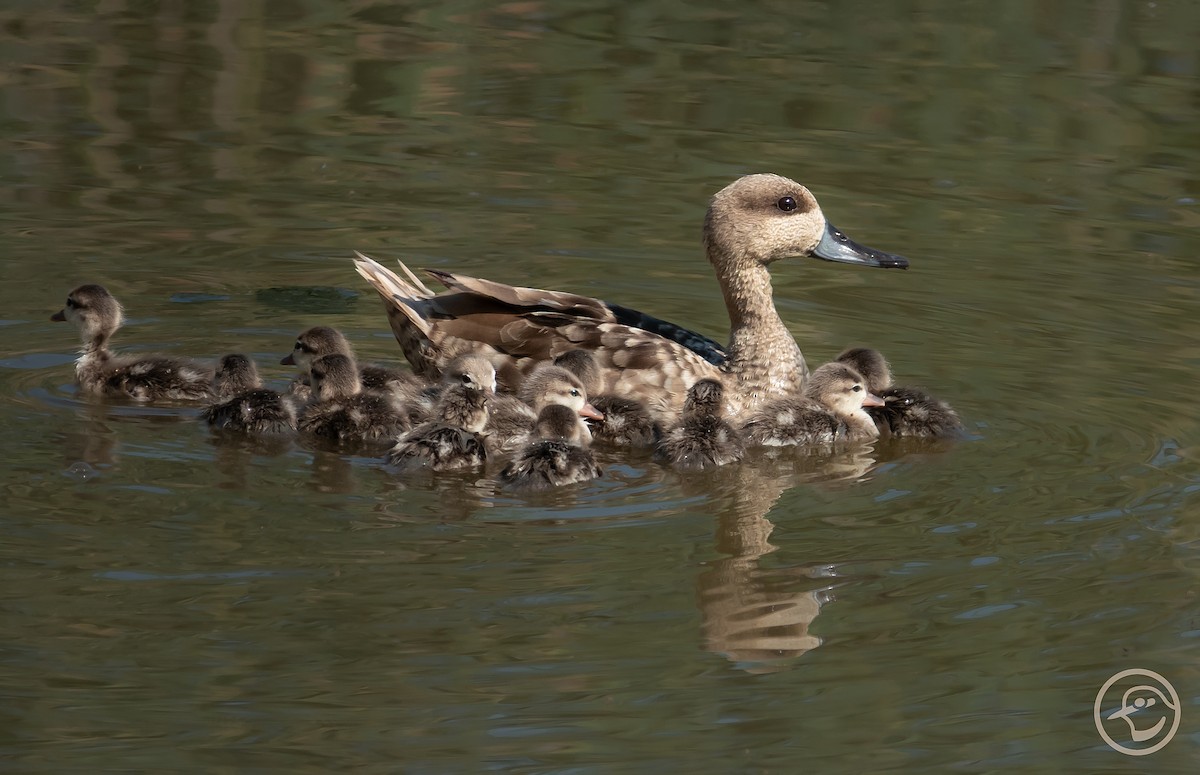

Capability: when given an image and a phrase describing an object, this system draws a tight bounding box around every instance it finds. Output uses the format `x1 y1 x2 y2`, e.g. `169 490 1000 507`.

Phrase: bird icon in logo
1106 684 1178 743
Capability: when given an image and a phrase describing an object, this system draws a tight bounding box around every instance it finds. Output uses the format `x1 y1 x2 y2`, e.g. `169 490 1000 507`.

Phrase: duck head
282 326 354 371
704 174 909 270
835 347 894 394
214 353 262 397
51 284 123 353
310 353 361 401
534 403 591 445
520 364 604 421
805 362 886 419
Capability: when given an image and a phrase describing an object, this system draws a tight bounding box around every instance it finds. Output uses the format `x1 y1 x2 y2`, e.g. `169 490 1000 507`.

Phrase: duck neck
81 329 112 359
714 258 806 392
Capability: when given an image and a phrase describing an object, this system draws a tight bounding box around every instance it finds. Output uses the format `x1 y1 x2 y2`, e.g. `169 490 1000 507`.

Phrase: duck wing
354 253 723 414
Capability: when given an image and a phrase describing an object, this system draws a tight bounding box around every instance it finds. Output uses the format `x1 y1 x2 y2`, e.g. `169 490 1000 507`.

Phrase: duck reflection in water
693 446 878 673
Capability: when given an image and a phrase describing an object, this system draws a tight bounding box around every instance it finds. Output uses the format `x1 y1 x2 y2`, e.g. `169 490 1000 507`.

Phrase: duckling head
835 347 893 394
282 326 353 371
310 353 361 401
213 354 262 397
704 174 908 271
553 349 603 397
535 403 590 446
520 364 603 420
683 378 726 417
441 354 498 394
51 284 123 352
804 363 885 418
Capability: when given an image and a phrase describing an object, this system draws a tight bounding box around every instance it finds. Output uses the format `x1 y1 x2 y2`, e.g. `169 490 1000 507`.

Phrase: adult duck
353 173 908 421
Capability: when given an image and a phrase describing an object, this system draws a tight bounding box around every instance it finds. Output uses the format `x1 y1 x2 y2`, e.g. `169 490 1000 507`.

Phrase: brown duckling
51 284 213 401
298 353 409 444
499 404 603 491
283 325 422 400
486 364 603 455
654 379 745 470
741 362 883 447
386 355 495 472
835 347 963 439
554 349 661 447
202 354 297 436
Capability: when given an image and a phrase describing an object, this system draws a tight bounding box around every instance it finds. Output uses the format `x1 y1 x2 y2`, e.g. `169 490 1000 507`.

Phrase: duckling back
654 379 744 470
203 354 297 436
499 404 602 490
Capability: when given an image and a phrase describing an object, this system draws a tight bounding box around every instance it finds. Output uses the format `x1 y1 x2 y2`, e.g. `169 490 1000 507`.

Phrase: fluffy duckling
654 379 745 470
51 284 213 401
298 353 409 444
554 349 661 447
835 347 963 439
386 355 495 472
202 354 297 435
499 404 603 491
486 364 603 455
283 325 422 400
741 363 882 447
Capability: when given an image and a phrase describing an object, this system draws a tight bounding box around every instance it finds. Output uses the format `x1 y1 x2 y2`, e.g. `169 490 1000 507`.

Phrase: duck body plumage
499 404 602 490
654 379 745 470
202 354 297 435
740 397 845 447
354 173 908 423
835 347 963 439
386 355 494 472
871 386 964 439
554 349 661 447
297 354 409 445
499 439 602 490
52 284 213 402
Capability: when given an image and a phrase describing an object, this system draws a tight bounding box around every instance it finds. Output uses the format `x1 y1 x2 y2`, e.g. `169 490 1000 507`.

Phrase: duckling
499 404 603 491
554 349 661 447
486 364 604 455
654 379 745 470
835 347 963 439
741 363 882 447
202 354 297 436
51 284 213 401
283 325 422 400
297 353 409 445
386 355 495 472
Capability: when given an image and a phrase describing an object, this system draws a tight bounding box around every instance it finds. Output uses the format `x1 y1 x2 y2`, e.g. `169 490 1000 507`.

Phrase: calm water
3 0 1199 771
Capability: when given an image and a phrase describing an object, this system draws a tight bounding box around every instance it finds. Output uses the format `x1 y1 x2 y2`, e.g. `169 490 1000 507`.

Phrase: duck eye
569 389 580 397
851 384 862 392
460 373 472 384
777 196 797 212
66 298 77 308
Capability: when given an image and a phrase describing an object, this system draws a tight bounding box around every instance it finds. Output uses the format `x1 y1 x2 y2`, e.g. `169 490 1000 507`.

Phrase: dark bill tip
280 354 296 365
51 310 66 322
812 222 910 270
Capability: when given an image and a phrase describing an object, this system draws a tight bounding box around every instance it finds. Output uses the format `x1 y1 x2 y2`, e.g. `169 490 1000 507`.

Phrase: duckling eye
777 196 797 212
851 384 862 392
569 389 580 397
460 373 472 385
66 298 77 309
